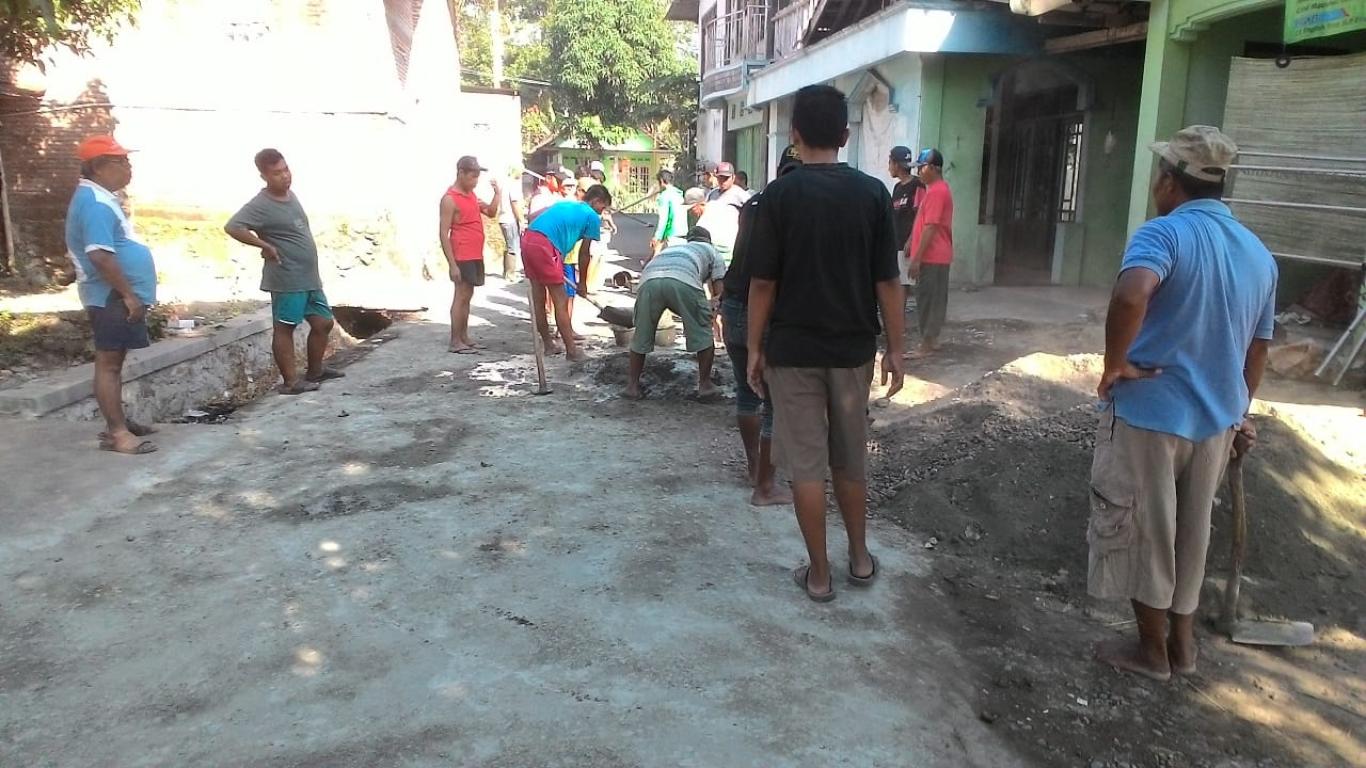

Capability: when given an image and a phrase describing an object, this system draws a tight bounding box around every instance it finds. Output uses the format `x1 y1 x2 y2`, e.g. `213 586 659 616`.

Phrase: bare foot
1168 635 1198 675
99 429 158 455
542 338 564 355
1094 638 1171 682
696 384 722 401
750 484 793 507
278 379 322 395
566 348 589 363
623 385 645 401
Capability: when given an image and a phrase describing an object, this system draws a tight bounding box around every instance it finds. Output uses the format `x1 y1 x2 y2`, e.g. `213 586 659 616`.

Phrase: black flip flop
847 554 880 587
793 565 835 603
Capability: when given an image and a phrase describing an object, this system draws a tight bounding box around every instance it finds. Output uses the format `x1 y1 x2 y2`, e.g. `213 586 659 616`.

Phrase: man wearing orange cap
65 135 159 454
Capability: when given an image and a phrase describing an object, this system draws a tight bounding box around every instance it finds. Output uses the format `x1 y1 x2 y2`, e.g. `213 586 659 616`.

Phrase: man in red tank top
439 156 500 353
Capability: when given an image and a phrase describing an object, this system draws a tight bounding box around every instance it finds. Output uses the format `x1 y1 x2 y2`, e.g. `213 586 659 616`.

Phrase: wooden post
527 285 549 394
0 142 16 276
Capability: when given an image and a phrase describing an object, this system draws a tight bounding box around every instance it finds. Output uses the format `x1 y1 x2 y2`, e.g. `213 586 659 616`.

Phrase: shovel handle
1224 455 1247 633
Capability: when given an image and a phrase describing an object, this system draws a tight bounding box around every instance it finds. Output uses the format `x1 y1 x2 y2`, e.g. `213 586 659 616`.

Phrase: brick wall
0 72 116 280
0 0 468 285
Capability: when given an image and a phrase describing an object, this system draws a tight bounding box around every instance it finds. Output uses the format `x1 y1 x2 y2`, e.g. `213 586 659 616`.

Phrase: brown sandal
99 438 158 455
792 566 835 603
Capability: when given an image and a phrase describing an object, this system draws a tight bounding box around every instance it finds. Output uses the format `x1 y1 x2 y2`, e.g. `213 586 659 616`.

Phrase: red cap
76 135 132 161
715 161 736 177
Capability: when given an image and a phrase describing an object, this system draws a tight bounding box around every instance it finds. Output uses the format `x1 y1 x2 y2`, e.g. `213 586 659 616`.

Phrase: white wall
759 55 921 184
697 107 726 169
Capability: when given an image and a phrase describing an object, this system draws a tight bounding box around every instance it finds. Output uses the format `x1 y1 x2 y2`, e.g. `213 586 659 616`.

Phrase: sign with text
1285 0 1366 43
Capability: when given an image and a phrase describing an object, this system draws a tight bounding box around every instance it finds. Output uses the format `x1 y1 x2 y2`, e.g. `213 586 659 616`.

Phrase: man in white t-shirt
496 171 525 281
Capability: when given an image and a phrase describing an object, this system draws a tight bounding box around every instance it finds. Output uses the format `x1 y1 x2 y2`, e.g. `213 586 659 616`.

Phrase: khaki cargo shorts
766 363 874 483
1087 408 1235 615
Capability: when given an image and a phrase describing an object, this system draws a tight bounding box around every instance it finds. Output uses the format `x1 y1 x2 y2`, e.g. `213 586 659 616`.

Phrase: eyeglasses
101 156 131 167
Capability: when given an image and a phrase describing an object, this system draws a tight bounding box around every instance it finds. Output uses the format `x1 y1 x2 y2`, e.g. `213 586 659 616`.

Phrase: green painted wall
1067 51 1145 287
920 50 1143 287
920 54 1009 284
1182 7 1283 125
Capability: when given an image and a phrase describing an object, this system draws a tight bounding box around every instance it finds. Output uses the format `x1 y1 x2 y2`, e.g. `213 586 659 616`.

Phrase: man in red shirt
906 148 953 358
439 155 500 354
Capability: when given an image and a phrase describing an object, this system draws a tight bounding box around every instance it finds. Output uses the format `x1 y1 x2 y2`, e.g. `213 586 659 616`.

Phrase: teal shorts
271 290 333 326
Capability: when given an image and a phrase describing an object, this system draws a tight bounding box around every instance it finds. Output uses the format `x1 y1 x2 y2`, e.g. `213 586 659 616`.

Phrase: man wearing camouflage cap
1090 126 1277 682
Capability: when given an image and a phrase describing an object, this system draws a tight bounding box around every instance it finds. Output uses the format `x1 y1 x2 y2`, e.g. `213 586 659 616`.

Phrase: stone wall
0 309 344 424
50 325 284 425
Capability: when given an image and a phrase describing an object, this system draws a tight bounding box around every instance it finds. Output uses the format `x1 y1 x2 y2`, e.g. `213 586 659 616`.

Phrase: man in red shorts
521 185 612 362
439 155 500 354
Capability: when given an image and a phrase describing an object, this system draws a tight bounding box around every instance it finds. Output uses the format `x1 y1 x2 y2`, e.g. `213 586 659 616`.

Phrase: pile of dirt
871 359 1365 768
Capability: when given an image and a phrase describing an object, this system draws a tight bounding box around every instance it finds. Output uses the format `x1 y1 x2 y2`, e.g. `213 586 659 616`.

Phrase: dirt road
3 265 1361 767
0 279 1021 767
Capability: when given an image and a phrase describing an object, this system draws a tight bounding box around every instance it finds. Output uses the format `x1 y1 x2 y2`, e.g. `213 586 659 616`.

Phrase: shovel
1223 455 1315 646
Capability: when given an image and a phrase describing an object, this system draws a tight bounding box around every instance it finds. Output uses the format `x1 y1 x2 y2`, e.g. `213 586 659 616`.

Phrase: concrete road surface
0 280 1021 767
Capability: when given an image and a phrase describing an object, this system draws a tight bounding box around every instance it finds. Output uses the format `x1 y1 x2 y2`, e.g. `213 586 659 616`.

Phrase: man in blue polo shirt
1091 126 1277 682
65 135 159 455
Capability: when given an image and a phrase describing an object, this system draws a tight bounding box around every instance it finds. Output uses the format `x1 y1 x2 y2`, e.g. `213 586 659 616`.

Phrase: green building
677 0 1364 292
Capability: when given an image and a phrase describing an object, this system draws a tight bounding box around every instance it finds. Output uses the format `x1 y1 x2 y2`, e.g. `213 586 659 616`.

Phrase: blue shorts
563 264 578 298
721 297 772 439
271 290 333 326
86 290 151 352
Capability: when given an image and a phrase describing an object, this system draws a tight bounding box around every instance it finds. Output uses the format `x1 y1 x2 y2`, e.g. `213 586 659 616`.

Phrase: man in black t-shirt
720 144 802 508
747 85 906 603
888 145 923 290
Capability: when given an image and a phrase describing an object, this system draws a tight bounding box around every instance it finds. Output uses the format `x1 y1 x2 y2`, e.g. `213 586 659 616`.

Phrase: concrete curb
0 308 274 418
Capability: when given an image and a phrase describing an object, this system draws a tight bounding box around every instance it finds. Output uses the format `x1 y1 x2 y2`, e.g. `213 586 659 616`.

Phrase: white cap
589 160 605 172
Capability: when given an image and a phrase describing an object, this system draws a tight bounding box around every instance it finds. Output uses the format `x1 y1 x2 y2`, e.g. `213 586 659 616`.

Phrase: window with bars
627 165 651 204
1058 118 1084 222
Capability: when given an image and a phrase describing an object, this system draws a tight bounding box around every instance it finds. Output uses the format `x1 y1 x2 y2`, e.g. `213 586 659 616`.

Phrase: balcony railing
772 0 819 59
701 4 770 74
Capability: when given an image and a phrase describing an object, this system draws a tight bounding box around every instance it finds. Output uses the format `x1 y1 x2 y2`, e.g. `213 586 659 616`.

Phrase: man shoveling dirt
1090 126 1276 681
624 226 726 401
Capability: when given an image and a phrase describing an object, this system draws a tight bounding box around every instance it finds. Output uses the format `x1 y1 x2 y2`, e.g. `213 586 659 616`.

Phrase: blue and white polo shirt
64 179 157 307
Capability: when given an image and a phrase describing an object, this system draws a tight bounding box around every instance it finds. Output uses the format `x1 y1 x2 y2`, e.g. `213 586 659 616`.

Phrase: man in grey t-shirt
226 148 343 394
624 226 727 401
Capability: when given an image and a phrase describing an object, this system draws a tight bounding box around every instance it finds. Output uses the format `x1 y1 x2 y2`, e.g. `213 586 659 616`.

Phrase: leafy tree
541 0 697 147
455 0 697 151
0 0 140 68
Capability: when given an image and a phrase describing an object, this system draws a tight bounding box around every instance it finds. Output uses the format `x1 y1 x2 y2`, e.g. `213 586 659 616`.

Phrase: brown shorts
766 363 874 483
1087 410 1235 614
